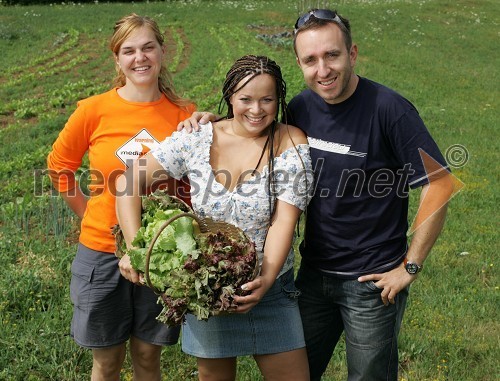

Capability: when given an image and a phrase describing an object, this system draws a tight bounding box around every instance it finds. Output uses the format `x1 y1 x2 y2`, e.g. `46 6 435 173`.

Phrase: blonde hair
110 13 192 109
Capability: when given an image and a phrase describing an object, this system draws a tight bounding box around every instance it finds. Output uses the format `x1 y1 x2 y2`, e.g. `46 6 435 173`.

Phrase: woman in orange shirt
47 14 193 380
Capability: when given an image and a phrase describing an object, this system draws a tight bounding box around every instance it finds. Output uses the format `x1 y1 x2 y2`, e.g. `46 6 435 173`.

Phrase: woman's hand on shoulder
176 111 218 133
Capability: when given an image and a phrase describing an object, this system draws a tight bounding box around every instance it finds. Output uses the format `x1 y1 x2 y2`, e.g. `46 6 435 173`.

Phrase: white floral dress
151 122 313 278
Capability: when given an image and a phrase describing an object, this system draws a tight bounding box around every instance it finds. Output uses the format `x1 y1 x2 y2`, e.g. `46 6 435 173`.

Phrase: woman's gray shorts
181 268 305 358
69 243 180 348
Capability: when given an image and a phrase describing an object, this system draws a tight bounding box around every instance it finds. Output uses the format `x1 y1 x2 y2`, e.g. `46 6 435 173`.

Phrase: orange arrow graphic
408 148 464 235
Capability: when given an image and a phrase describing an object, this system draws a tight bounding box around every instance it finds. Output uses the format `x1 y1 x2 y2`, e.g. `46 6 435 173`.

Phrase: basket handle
144 212 208 293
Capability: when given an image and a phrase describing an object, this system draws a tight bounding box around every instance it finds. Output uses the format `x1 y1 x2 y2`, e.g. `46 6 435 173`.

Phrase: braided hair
218 55 288 223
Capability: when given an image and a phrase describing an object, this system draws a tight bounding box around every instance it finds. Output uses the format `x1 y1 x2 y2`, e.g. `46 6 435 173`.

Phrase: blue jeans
295 263 408 381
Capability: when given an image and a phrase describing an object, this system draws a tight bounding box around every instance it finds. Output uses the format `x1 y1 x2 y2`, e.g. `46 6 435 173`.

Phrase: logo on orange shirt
115 129 160 167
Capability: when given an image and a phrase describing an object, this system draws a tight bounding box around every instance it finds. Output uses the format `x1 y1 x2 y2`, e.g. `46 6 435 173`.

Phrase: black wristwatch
404 257 423 275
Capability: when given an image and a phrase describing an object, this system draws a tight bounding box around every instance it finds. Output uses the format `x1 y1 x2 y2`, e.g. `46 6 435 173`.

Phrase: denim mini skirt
181 269 305 358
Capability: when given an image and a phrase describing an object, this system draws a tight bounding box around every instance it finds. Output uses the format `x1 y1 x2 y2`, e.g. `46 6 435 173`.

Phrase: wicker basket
143 211 258 293
113 191 259 323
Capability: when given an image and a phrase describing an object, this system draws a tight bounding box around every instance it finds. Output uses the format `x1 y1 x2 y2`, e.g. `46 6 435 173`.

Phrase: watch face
406 263 419 274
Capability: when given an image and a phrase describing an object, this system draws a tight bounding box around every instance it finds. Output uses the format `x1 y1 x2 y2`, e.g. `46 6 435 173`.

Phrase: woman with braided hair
116 55 312 380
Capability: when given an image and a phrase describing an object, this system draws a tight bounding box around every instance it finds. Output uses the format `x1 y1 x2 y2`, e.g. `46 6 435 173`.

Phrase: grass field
0 0 498 380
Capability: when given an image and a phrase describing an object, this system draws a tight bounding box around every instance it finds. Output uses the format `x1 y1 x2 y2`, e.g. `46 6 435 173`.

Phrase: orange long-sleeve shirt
47 88 194 253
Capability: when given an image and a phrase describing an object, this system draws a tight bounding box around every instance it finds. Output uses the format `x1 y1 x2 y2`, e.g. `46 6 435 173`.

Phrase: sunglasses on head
294 9 343 34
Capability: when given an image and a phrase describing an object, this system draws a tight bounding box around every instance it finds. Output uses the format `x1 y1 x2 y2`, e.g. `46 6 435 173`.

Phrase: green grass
0 1 498 380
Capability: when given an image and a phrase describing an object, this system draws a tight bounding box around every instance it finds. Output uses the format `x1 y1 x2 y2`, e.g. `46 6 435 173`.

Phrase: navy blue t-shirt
287 77 448 278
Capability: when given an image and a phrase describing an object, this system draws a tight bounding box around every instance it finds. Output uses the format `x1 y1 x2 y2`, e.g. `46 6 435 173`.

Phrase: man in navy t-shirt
290 8 454 381
177 8 454 381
